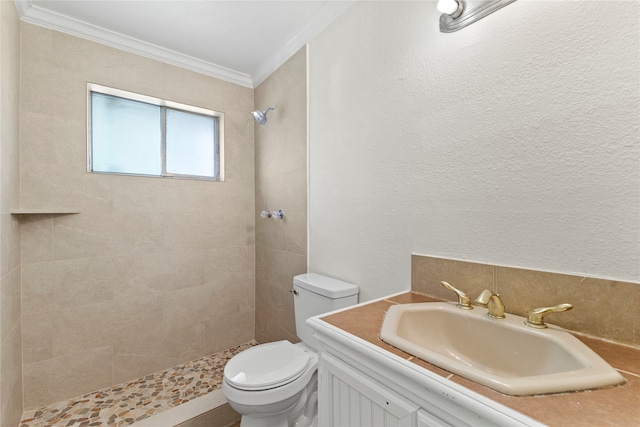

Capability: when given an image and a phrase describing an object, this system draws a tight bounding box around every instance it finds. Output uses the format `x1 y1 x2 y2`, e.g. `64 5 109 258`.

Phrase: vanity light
438 0 517 33
437 0 463 18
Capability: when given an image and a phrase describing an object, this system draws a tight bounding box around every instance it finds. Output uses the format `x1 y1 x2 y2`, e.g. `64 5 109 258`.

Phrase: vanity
307 292 640 426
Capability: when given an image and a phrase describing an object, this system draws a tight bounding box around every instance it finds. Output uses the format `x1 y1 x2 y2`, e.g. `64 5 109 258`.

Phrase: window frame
87 83 225 181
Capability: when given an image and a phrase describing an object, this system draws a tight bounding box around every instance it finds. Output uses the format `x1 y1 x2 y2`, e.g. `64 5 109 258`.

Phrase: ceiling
14 0 354 88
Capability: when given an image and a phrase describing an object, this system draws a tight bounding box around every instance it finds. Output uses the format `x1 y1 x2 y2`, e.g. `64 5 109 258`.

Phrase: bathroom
0 1 638 426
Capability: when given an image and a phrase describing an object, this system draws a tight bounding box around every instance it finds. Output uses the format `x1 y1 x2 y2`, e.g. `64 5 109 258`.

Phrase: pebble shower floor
19 341 257 427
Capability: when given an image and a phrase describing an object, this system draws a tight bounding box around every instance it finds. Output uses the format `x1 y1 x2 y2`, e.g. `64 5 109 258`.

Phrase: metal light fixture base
440 0 517 33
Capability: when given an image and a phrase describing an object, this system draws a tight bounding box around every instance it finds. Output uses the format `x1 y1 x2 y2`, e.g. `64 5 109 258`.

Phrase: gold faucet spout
474 289 493 307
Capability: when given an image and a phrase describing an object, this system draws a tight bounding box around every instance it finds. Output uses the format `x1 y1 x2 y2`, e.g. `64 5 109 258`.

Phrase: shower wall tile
0 266 20 342
22 310 53 364
254 47 307 345
256 248 307 294
204 310 255 355
0 319 23 422
21 257 115 314
0 214 19 275
1 2 23 426
51 294 164 358
20 21 255 407
113 322 206 384
19 215 53 263
255 210 307 255
23 346 113 410
411 254 640 346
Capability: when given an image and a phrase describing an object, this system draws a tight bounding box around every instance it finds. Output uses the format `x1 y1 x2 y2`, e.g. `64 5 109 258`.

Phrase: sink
379 302 625 396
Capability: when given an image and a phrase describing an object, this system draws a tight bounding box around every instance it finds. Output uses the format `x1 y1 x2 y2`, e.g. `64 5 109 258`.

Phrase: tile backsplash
411 254 640 347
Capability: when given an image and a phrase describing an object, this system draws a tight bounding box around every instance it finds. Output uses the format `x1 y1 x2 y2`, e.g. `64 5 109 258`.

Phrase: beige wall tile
22 311 53 364
22 258 114 315
255 280 285 332
52 294 163 357
0 266 20 342
1 1 23 426
0 320 23 426
256 248 307 294
496 266 640 346
411 254 640 346
0 213 20 276
23 346 113 410
254 47 307 345
204 246 255 296
163 285 223 328
256 209 307 256
111 251 206 296
52 212 166 260
113 323 205 384
205 310 255 355
20 214 53 263
411 254 495 302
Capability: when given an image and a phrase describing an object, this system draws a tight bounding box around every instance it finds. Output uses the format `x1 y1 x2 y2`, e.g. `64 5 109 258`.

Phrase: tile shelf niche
10 208 80 215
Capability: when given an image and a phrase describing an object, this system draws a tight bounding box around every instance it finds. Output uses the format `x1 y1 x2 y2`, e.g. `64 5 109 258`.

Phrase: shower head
251 106 275 125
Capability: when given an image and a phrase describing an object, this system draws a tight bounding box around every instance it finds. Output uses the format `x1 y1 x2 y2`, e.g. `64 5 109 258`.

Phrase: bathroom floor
19 341 257 427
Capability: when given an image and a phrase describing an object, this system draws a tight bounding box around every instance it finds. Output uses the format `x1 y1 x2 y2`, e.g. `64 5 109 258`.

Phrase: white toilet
222 273 359 427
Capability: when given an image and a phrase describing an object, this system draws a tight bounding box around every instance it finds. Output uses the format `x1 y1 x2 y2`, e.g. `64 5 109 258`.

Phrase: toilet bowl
222 273 359 427
223 341 318 427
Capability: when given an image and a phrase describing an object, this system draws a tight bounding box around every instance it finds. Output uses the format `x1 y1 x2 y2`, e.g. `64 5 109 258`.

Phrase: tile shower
11 16 308 427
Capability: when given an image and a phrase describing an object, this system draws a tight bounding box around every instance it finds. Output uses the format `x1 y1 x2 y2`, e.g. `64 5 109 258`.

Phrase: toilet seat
224 341 310 391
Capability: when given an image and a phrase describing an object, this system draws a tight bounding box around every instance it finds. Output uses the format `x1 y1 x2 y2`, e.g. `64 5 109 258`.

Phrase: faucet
474 289 493 307
487 294 505 319
441 282 506 318
525 303 573 329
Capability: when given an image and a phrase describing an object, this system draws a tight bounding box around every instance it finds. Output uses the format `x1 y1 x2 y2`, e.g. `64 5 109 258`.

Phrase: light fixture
437 0 463 19
437 0 517 33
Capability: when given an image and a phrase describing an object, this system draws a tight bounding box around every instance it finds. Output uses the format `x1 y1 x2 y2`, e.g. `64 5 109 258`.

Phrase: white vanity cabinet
309 317 545 427
323 352 420 426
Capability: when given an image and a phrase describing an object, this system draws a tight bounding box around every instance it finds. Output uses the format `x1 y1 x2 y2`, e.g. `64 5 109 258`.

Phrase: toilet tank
293 273 359 350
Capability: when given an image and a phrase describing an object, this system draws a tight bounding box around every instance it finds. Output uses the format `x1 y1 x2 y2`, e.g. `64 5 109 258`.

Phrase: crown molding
13 0 354 89
251 0 355 87
13 0 254 88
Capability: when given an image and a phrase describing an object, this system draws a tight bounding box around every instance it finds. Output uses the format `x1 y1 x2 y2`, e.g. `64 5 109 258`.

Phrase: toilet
222 273 359 427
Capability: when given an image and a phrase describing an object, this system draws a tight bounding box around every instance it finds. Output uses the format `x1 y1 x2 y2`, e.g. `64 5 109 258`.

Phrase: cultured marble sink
379 302 625 396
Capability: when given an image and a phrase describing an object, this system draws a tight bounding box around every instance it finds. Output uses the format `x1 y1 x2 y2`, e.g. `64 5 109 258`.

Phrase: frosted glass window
166 109 218 178
88 85 222 181
91 93 162 175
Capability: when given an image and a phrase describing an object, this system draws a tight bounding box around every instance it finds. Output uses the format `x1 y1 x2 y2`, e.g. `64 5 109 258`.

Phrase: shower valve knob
260 210 271 218
271 209 285 219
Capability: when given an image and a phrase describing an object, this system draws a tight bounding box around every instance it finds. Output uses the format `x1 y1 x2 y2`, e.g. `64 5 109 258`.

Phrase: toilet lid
224 341 310 390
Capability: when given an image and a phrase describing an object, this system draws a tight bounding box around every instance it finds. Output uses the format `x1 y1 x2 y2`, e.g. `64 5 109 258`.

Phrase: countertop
320 292 640 427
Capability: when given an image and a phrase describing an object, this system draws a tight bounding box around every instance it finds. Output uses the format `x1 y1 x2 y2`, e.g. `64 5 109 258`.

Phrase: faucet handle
525 303 573 329
487 294 506 319
440 281 472 310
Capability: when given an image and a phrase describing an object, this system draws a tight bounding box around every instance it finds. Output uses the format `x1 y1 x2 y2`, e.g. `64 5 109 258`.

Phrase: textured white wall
308 0 640 301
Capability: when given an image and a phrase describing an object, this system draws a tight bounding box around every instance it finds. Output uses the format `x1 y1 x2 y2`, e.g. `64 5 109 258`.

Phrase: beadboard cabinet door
320 352 420 427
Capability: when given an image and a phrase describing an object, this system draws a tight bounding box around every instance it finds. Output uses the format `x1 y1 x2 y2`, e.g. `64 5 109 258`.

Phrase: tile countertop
320 292 640 427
